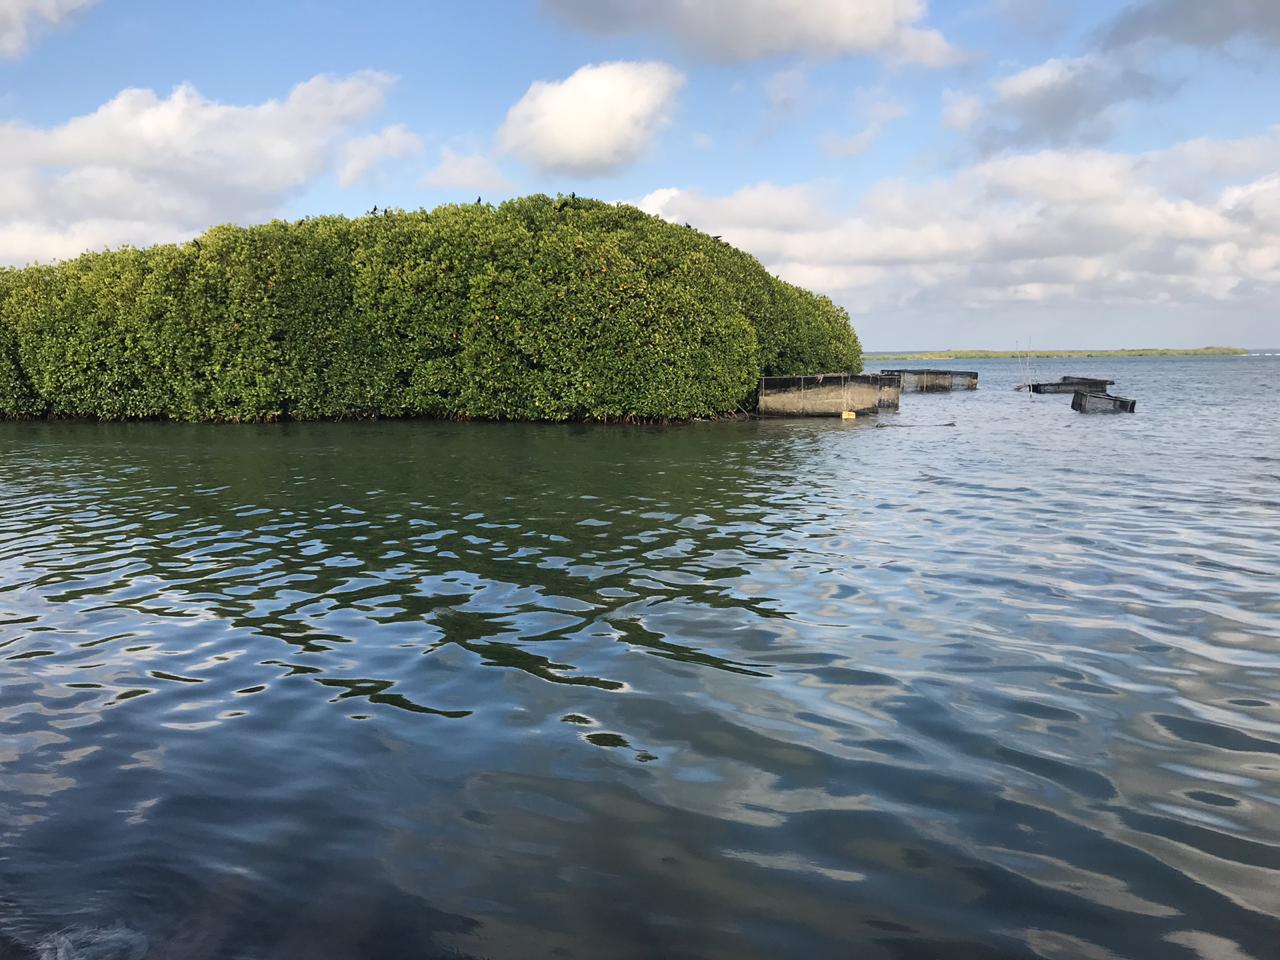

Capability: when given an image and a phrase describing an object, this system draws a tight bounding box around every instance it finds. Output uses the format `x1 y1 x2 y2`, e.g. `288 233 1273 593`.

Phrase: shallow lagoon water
1 356 1278 959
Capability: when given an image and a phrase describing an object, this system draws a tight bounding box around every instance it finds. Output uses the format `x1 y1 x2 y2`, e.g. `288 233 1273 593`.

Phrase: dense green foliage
0 195 862 421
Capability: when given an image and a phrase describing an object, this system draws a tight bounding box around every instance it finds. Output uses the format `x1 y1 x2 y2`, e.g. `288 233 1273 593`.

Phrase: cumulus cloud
542 0 960 66
422 148 511 193
941 90 981 130
637 131 1280 323
964 54 1176 151
640 182 837 232
498 61 684 176
1224 174 1280 232
1102 0 1280 50
0 0 94 58
1149 127 1280 195
945 1 1273 156
338 124 423 188
0 72 396 264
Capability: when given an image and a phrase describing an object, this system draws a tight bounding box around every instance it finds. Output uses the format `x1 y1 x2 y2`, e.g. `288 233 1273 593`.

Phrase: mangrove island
0 195 862 423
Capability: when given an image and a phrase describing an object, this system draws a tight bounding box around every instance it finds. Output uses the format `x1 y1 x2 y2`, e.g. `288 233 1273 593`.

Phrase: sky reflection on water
1 357 1278 959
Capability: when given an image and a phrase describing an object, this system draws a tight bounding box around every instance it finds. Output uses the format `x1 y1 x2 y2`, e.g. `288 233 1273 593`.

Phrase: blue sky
2 0 1278 349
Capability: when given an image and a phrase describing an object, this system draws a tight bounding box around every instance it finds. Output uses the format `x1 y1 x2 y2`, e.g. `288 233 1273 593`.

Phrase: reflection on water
1 356 1278 959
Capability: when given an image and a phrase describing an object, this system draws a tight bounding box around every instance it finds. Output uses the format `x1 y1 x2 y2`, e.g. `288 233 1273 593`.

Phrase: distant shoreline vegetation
867 347 1246 361
0 195 861 423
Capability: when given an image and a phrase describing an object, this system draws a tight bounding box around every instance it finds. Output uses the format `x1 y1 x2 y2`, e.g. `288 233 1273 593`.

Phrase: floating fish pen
1029 376 1116 394
1072 391 1136 414
758 373 901 418
880 369 979 392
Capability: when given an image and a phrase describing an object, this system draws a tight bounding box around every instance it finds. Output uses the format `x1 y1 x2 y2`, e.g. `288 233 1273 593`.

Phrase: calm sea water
1 356 1278 960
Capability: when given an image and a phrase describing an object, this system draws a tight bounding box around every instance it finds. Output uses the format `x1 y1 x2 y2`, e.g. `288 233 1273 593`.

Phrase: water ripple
0 357 1278 958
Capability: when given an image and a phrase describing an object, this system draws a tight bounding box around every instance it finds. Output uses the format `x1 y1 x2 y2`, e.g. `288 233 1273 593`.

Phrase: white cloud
636 131 1280 325
1151 128 1280 192
542 0 961 66
933 0 1274 161
0 0 94 58
1224 174 1280 235
937 2 1276 161
942 90 981 130
0 72 396 264
954 54 1176 151
422 148 511 193
639 182 837 232
338 124 423 188
1102 0 1280 50
498 61 684 176
822 94 909 158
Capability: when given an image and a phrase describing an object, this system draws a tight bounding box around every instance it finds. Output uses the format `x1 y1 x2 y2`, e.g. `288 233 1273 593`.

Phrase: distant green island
868 347 1246 361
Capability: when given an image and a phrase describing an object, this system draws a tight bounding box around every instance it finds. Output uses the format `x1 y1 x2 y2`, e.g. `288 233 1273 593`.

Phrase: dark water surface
2 357 1278 959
